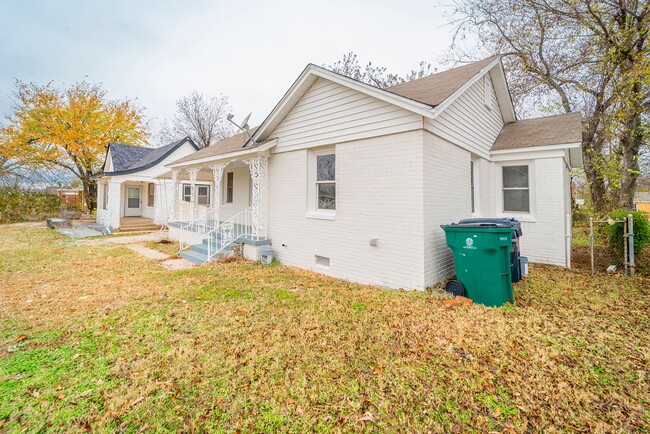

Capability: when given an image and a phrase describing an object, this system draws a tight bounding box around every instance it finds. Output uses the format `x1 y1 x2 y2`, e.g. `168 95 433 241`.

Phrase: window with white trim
225 172 234 204
197 185 210 206
147 183 154 207
182 184 210 205
316 153 336 210
502 165 530 212
102 183 108 210
182 184 191 202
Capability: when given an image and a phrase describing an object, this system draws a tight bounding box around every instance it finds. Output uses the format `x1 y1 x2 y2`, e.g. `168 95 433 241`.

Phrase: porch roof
170 127 260 165
166 134 276 169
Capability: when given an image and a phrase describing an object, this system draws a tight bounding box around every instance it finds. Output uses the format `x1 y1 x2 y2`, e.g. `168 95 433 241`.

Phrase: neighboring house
633 192 650 212
47 187 83 206
95 137 199 230
163 56 582 290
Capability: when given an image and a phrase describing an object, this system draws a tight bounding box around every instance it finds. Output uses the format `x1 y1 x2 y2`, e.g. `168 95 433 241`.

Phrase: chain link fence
572 213 636 275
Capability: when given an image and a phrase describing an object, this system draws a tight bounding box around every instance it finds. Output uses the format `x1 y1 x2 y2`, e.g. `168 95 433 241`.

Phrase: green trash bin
441 223 515 307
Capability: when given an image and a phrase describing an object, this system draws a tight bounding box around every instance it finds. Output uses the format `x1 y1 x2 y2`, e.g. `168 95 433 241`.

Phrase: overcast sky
0 0 460 142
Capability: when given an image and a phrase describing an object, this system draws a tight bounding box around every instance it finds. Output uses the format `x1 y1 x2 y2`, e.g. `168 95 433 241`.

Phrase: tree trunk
80 174 96 213
619 111 644 210
581 107 610 213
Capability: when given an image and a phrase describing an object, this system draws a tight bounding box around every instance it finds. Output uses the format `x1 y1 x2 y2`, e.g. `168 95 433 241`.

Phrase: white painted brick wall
423 132 473 286
267 130 426 290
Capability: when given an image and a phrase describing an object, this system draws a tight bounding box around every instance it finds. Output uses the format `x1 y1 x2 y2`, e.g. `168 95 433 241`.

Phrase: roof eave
491 141 583 168
167 139 278 169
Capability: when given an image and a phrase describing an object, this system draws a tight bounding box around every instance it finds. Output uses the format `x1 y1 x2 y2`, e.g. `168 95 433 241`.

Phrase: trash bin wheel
445 280 466 297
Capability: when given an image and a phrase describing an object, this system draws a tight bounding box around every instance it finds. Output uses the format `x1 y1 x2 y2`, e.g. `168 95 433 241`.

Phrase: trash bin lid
457 218 522 236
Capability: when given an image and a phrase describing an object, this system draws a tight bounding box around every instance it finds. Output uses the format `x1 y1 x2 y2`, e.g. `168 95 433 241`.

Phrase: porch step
119 217 161 232
118 225 161 232
180 239 232 265
179 249 209 265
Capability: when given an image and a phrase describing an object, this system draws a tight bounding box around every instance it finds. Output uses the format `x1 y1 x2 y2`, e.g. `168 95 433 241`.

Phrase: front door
124 186 142 217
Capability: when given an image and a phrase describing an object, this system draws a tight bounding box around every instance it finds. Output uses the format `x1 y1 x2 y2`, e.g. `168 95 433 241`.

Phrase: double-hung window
182 184 210 205
182 184 192 202
502 165 530 212
147 183 155 207
197 185 210 206
316 153 336 211
225 172 234 204
102 184 108 210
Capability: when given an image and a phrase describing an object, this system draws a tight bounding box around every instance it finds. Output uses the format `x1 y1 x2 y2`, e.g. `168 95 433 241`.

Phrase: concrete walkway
83 231 168 246
81 231 195 270
125 244 170 260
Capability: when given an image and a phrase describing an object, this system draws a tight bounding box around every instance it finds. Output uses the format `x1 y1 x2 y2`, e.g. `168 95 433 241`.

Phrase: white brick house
163 56 582 290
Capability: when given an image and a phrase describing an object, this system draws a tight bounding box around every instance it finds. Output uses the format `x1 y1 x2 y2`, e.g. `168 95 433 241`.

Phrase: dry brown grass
1 225 649 433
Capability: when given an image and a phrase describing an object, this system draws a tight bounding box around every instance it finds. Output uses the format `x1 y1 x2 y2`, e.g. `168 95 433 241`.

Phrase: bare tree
159 92 234 149
324 52 434 88
450 0 650 211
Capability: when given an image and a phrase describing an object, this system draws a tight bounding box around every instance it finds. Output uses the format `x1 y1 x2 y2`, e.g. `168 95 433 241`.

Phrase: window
182 184 191 202
147 183 154 207
225 172 234 204
316 153 335 210
470 161 475 213
182 184 210 205
503 165 530 212
102 183 108 210
197 185 210 206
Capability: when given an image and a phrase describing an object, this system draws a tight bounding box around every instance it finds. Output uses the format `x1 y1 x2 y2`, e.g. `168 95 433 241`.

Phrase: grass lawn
1 226 649 433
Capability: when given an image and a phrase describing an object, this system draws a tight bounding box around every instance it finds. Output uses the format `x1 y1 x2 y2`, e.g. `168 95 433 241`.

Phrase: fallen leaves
14 334 28 343
1 225 649 432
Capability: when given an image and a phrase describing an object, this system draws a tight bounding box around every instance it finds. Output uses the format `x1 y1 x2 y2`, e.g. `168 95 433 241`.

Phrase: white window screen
316 154 335 210
503 165 530 212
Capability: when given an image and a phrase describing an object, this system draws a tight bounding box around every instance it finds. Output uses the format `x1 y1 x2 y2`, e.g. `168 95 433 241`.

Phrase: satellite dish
227 113 234 121
241 113 251 131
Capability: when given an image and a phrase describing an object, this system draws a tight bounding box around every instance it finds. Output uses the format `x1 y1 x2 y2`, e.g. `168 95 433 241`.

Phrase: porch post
244 156 269 239
187 167 200 221
171 169 180 222
211 163 226 227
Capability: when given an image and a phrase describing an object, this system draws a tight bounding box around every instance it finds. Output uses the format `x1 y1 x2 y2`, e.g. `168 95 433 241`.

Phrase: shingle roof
171 127 261 165
104 137 198 175
386 56 499 107
491 112 582 151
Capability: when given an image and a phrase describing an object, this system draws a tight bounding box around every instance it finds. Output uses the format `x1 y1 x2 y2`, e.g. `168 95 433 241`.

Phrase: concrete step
119 226 161 232
179 249 208 265
192 241 225 256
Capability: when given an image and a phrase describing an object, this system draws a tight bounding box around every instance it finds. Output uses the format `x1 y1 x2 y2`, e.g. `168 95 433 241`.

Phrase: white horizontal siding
270 78 422 151
426 75 504 158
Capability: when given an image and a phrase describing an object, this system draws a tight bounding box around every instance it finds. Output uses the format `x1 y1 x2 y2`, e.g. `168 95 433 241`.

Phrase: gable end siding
425 74 504 158
270 78 423 151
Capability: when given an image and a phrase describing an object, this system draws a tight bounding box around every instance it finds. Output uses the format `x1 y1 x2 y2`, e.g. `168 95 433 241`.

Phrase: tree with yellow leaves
0 80 148 211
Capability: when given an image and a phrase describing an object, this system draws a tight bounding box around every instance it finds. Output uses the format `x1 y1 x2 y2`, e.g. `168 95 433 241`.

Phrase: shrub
0 187 61 224
606 209 650 257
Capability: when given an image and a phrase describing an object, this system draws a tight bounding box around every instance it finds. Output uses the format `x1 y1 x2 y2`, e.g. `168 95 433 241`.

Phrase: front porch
164 155 271 264
97 177 171 230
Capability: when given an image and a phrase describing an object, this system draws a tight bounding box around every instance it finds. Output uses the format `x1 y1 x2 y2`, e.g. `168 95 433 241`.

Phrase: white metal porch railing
178 206 219 251
206 209 253 262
